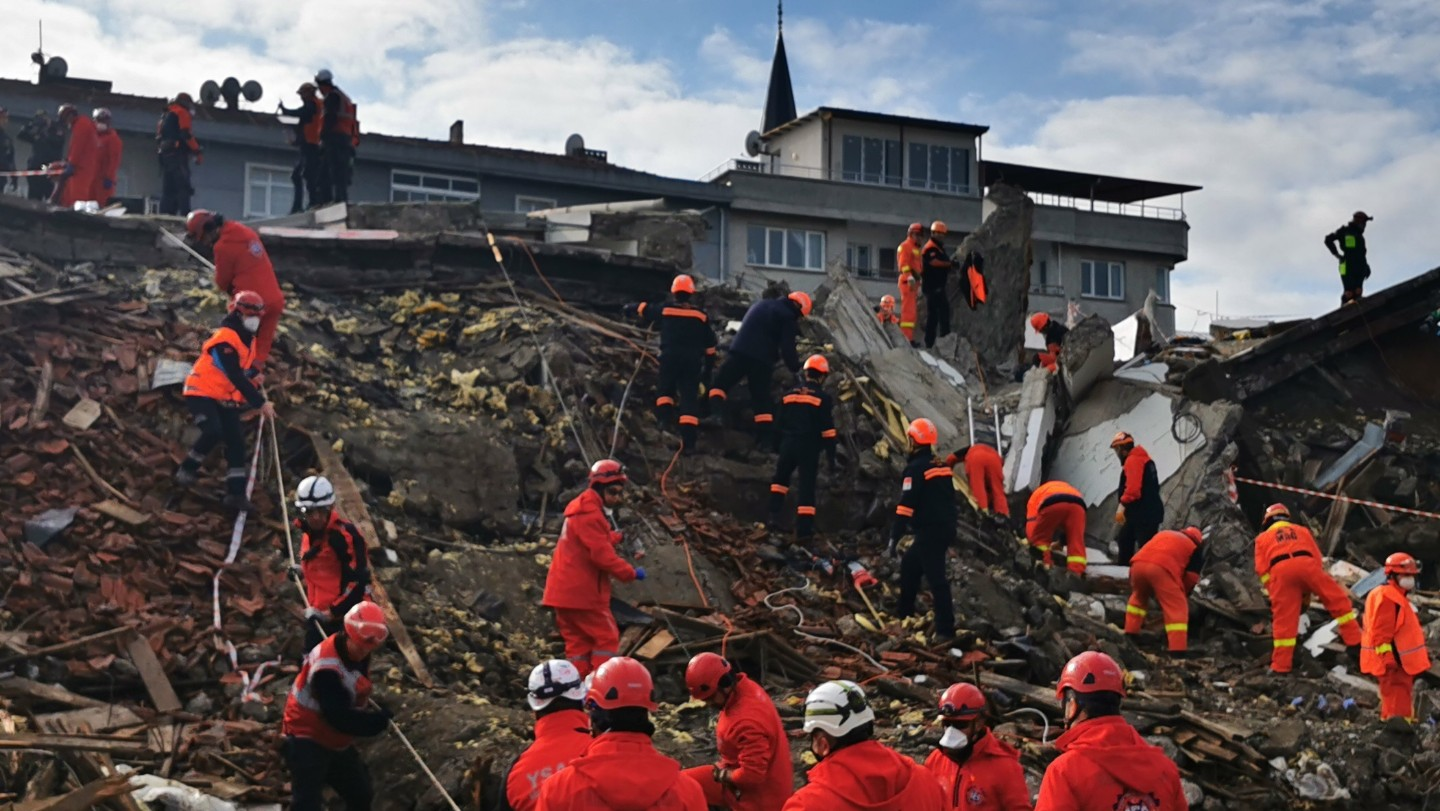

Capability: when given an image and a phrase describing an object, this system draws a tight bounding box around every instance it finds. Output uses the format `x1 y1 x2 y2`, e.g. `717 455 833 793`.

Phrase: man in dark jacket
890 418 958 643
921 221 955 348
1325 211 1373 306
17 109 66 201
156 93 203 215
280 83 323 212
768 354 838 544
1110 431 1163 565
625 275 717 453
707 291 811 441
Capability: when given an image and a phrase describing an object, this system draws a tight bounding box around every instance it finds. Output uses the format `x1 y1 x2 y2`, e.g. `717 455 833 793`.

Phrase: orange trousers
965 447 1009 517
253 302 285 365
680 766 730 808
553 608 619 677
1027 502 1087 573
899 281 918 341
1378 667 1415 721
1125 561 1189 651
1267 559 1360 672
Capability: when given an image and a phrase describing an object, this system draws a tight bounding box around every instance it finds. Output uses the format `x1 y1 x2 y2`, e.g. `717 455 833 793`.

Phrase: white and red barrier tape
1233 474 1440 521
0 168 65 178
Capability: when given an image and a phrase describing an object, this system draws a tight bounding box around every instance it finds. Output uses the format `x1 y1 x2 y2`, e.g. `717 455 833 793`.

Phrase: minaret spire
761 0 797 133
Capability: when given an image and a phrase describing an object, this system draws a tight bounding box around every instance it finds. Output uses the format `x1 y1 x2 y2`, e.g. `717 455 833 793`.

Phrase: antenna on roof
778 0 783 34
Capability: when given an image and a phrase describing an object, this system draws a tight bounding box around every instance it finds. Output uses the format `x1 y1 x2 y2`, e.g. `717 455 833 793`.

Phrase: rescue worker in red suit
945 443 1009 519
537 657 707 811
921 220 955 349
707 291 811 442
156 93 202 216
1111 432 1163 565
923 683 1031 811
292 475 370 654
768 355 838 543
1028 313 1067 373
1124 527 1205 654
624 274 717 453
500 659 592 811
175 291 276 512
1035 652 1186 811
890 418 958 643
541 460 643 676
1024 481 1087 574
187 210 287 366
52 104 99 207
681 653 794 811
876 295 900 327
90 108 123 206
784 680 945 811
1253 504 1360 673
896 224 924 343
281 602 393 811
1361 553 1431 721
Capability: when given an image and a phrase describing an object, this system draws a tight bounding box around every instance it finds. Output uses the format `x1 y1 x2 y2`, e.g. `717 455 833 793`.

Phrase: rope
610 348 647 459
1234 475 1440 521
1003 707 1051 744
764 578 887 671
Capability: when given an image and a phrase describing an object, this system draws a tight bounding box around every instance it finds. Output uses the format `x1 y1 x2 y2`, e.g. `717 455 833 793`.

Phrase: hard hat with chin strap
803 680 874 737
295 475 337 511
527 659 586 711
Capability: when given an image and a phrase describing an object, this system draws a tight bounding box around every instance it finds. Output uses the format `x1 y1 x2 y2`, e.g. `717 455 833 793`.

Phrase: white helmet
527 659 586 711
802 680 875 737
315 68 334 84
295 475 337 511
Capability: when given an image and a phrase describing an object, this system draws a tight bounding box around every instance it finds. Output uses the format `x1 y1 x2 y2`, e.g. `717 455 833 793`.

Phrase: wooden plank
122 633 182 714
634 629 675 660
3 773 134 811
34 706 143 733
92 500 150 526
29 356 53 424
0 627 135 668
618 625 651 657
977 671 1061 712
0 678 107 709
0 632 30 655
0 732 151 756
51 721 146 811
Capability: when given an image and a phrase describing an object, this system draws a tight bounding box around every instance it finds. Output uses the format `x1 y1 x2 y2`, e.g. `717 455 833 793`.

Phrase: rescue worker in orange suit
156 93 202 216
1124 527 1206 655
707 291 811 441
1034 652 1186 811
51 104 98 207
500 660 592 811
784 680 945 811
186 210 287 366
292 475 371 654
923 683 1030 811
1253 503 1360 673
681 653 794 811
624 274 716 453
1111 432 1163 565
281 602 393 811
896 223 924 343
1028 313 1067 373
768 354 837 543
537 657 707 811
876 294 900 327
315 69 358 205
921 221 955 348
280 83 323 212
175 291 276 512
90 108 122 206
1325 211 1373 306
1361 553 1431 721
889 418 957 643
1025 481 1087 574
541 460 643 677
945 443 1009 519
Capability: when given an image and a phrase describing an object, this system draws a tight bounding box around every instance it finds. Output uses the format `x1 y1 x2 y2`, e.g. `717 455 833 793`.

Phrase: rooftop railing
1023 191 1185 221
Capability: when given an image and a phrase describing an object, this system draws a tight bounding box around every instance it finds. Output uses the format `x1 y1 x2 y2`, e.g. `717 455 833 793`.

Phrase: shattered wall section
1059 314 1114 404
1003 366 1057 494
589 211 709 271
948 183 1034 369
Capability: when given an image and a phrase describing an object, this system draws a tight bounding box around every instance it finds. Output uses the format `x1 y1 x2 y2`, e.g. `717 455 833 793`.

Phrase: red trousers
1038 342 1061 372
553 608 619 677
1028 502 1087 573
253 301 285 365
680 766 729 808
1267 559 1360 672
1125 561 1189 651
1378 667 1415 721
965 447 1008 516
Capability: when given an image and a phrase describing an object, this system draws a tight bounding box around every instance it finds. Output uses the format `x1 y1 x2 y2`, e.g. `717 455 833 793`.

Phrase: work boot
174 467 199 487
223 493 257 513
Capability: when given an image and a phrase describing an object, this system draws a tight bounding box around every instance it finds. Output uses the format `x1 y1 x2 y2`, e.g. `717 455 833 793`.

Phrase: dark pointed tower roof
761 1 797 134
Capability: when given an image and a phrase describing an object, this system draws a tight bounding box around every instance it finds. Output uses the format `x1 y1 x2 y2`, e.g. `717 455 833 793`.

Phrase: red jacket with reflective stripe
1361 582 1432 677
214 222 284 308
536 731 707 811
924 732 1031 810
714 675 793 811
783 739 945 811
542 488 637 611
1033 717 1186 811
281 635 373 750
504 709 592 811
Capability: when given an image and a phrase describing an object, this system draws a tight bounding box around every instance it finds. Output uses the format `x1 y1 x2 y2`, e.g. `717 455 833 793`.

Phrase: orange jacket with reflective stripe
1252 520 1322 587
1361 581 1432 677
1130 530 1201 586
1026 481 1083 521
303 98 324 145
281 634 373 750
299 512 369 615
183 326 255 403
896 238 922 285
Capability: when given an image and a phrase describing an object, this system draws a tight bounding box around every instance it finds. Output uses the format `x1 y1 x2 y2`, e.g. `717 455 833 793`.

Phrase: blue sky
4 0 1440 327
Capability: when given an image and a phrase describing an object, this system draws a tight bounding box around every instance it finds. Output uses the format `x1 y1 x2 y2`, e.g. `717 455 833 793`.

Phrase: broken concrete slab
1003 366 1057 494
149 359 191 390
1115 361 1169 384
1059 314 1114 404
1313 422 1383 490
948 183 1035 369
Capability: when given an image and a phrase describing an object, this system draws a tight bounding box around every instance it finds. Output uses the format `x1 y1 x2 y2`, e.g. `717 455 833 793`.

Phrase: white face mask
242 316 261 333
939 726 969 750
1399 576 1416 591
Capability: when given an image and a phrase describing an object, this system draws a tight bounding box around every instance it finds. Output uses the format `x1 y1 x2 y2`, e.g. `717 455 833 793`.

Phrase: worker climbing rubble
537 657 708 810
1110 431 1163 565
875 294 899 327
784 680 945 810
292 475 371 653
945 441 1009 521
541 459 643 677
681 653 794 811
889 418 958 644
923 682 1031 810
1024 481 1087 575
1253 503 1360 674
175 290 276 512
1124 526 1205 655
624 274 717 454
500 660 592 811
1325 210 1374 306
187 209 287 366
1028 313 1067 373
281 602 393 811
1360 553 1432 722
767 354 838 546
1034 652 1187 810
921 221 955 349
707 290 811 442
895 223 924 344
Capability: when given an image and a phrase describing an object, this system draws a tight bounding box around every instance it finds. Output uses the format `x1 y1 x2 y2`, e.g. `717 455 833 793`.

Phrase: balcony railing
845 264 899 282
1023 191 1185 221
701 160 976 196
1030 284 1067 297
700 159 826 183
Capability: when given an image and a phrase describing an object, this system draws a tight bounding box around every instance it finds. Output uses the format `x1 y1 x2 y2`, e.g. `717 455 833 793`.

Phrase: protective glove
303 607 326 623
633 566 647 581
1114 508 1126 525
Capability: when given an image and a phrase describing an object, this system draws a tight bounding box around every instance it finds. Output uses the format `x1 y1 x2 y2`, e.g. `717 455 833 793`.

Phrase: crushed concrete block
62 398 102 430
1313 422 1383 490
1050 387 1207 506
1059 314 1114 403
150 359 192 389
1002 366 1057 494
1115 362 1169 384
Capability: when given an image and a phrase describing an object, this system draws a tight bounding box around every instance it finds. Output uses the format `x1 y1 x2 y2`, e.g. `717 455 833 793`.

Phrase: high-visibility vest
183 326 254 403
281 634 373 750
1361 582 1432 677
303 98 324 145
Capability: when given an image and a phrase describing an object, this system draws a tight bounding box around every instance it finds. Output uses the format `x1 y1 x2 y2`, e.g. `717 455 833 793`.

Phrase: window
846 243 876 279
1081 260 1126 300
878 248 896 279
515 195 557 213
1155 267 1171 303
390 170 480 203
746 225 825 271
244 164 292 219
906 143 971 194
841 135 901 186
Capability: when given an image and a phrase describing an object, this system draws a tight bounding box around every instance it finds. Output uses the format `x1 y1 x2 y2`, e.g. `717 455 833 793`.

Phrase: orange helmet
930 220 948 236
588 459 627 487
1056 651 1125 700
1384 552 1421 576
1029 313 1050 332
803 354 830 375
880 295 895 309
1109 431 1134 449
587 657 657 711
344 601 389 645
938 683 986 720
908 222 924 235
185 209 221 240
788 291 813 317
907 418 938 447
229 290 266 316
1262 503 1290 524
671 274 696 295
685 652 735 701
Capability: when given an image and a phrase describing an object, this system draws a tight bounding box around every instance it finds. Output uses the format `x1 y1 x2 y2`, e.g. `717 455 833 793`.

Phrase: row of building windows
1031 259 1171 302
839 136 972 194
240 165 556 218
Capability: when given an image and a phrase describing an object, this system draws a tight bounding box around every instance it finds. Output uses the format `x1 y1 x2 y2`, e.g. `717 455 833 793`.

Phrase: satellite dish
43 56 68 79
221 77 241 96
241 80 263 102
200 80 221 106
565 133 585 156
744 130 766 157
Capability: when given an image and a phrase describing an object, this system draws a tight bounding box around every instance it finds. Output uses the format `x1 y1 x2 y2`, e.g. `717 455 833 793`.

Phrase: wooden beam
29 356 53 424
0 627 136 669
978 671 1061 712
121 634 182 714
0 732 151 756
0 678 107 709
1 773 134 811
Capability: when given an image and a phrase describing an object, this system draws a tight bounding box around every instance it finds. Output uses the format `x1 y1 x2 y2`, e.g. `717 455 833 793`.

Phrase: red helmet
588 459 627 487
685 652 735 701
587 656 657 711
907 417 938 447
671 274 696 295
930 220 949 236
908 222 924 234
938 683 986 720
880 295 896 309
229 290 266 316
1384 552 1421 576
344 601 389 645
788 291 813 317
185 209 220 240
1109 431 1134 449
1056 651 1126 700
803 354 830 375
1029 313 1050 332
1262 503 1290 524
1182 526 1204 545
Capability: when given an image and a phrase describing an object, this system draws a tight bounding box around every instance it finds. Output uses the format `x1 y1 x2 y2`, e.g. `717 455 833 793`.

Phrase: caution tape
1232 475 1440 521
0 168 64 177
